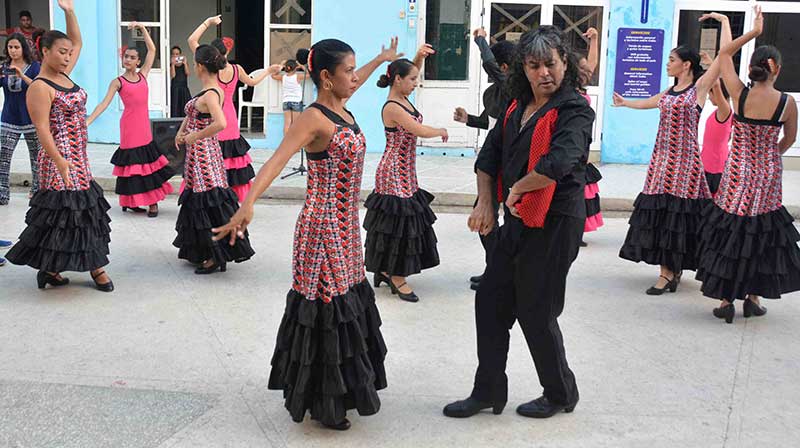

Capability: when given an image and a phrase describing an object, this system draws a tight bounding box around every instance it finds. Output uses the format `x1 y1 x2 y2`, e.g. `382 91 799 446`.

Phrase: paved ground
1 191 799 448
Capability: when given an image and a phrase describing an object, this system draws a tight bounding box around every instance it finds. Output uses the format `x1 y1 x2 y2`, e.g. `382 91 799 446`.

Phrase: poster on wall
614 28 664 98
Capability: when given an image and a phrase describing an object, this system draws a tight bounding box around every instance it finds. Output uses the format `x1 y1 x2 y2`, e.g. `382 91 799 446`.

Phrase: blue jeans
282 101 303 112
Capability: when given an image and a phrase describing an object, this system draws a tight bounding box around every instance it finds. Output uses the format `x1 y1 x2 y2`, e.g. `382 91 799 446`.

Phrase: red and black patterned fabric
620 86 712 272
172 89 254 265
696 88 800 300
364 100 439 276
6 77 112 272
268 103 387 427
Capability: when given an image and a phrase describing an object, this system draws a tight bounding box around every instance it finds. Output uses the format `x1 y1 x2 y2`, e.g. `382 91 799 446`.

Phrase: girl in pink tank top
701 79 732 196
88 23 174 216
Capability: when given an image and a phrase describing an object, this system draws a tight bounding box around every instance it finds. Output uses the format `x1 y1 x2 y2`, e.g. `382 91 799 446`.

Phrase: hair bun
749 64 769 82
376 74 390 88
296 48 310 65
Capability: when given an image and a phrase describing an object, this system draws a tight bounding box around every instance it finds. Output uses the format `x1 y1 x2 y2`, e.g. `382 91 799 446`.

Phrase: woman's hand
378 37 403 63
415 43 435 61
698 12 728 23
752 5 763 35
582 27 598 40
205 15 223 27
453 107 468 123
57 0 74 11
612 92 626 107
184 132 199 146
55 157 75 188
212 204 254 246
439 128 449 143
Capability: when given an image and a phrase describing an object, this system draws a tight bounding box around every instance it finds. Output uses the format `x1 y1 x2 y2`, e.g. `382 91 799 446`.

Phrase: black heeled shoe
122 206 146 213
469 274 483 284
443 397 505 418
147 205 159 218
743 298 767 318
388 277 419 303
91 270 114 293
713 302 735 324
373 272 390 288
195 260 227 275
322 418 351 431
516 396 577 418
37 271 70 289
646 275 678 295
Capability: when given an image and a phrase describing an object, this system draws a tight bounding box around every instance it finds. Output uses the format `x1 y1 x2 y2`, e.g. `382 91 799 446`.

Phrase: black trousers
471 215 583 406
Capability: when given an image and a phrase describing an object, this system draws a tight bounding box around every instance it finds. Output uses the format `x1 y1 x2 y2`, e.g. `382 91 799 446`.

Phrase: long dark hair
305 39 355 88
377 58 415 88
194 44 226 74
37 29 69 60
749 45 781 83
671 45 704 83
5 33 33 64
506 25 579 104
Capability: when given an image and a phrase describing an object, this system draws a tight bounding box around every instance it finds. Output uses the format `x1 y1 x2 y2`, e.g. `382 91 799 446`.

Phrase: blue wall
600 0 675 164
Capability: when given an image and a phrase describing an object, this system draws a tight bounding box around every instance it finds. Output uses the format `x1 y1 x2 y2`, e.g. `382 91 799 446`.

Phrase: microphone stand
281 64 309 179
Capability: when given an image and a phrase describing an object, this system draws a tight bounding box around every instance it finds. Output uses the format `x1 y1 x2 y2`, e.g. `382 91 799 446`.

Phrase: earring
324 80 334 90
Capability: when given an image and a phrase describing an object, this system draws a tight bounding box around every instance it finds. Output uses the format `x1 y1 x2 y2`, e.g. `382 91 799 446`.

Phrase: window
553 5 604 86
424 0 472 81
756 13 800 92
490 3 542 44
677 10 746 77
121 0 159 22
119 1 162 69
269 0 312 64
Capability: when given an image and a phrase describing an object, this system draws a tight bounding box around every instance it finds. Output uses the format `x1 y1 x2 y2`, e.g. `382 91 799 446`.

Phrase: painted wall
600 0 675 164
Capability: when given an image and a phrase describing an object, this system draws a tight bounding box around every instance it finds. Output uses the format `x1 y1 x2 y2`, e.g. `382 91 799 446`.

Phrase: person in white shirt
272 59 309 136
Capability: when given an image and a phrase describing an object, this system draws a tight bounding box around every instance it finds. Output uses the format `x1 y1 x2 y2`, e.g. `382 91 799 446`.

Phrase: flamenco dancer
87 22 174 217
189 15 280 202
696 6 800 323
576 27 603 245
443 26 594 420
213 38 401 430
614 13 730 295
173 44 254 274
366 54 447 302
700 78 732 197
6 0 114 292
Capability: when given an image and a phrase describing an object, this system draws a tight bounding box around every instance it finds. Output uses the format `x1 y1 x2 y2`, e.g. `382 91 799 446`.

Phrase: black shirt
466 36 510 129
475 88 595 226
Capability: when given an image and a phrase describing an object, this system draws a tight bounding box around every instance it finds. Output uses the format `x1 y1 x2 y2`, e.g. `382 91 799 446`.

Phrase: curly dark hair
5 33 33 65
505 26 580 105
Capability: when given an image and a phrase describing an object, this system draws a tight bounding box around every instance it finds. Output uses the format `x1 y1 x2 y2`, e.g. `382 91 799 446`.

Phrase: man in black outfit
444 26 594 419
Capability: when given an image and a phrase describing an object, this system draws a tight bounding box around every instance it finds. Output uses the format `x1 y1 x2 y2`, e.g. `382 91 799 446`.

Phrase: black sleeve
475 36 505 84
534 100 595 181
466 109 490 130
474 111 505 177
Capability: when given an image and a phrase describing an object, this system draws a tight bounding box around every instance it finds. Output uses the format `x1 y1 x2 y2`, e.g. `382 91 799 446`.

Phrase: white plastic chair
237 68 268 134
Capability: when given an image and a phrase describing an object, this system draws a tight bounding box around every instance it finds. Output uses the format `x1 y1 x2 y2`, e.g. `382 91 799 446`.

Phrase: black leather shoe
713 302 735 324
470 281 480 291
322 418 351 431
516 396 577 418
388 278 419 302
646 275 678 295
469 274 483 284
443 397 505 418
374 272 390 288
195 260 227 275
91 270 114 293
743 299 767 318
37 271 70 289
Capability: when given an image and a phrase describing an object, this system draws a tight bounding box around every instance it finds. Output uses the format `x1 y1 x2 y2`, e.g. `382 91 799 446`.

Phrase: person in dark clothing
453 28 515 291
443 25 594 420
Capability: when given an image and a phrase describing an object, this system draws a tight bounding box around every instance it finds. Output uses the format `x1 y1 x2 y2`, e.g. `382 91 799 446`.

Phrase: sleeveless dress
363 100 439 276
580 92 604 233
620 85 712 272
696 88 800 300
111 73 175 208
218 64 255 202
170 64 191 118
6 77 112 272
172 89 254 265
267 103 387 426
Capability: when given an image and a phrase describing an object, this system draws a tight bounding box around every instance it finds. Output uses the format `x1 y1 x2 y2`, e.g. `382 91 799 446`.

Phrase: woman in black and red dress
173 44 254 274
6 0 114 292
614 13 731 295
365 56 447 302
696 7 800 323
214 38 400 431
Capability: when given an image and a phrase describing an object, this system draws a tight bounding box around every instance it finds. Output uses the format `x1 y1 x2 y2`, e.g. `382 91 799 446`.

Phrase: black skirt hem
619 192 711 272
5 181 112 272
363 189 440 277
110 141 166 167
172 187 255 264
220 136 251 160
586 162 603 184
267 279 387 425
226 165 255 187
115 165 176 195
695 204 800 300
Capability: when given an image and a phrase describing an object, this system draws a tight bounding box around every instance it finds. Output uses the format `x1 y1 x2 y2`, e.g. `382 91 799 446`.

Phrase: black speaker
151 118 186 178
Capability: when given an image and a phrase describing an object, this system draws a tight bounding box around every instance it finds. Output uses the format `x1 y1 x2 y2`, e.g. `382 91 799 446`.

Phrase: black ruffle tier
586 162 603 184
363 189 440 277
172 187 255 264
6 181 112 272
695 204 800 300
220 136 251 159
110 141 166 167
619 193 710 272
267 280 388 426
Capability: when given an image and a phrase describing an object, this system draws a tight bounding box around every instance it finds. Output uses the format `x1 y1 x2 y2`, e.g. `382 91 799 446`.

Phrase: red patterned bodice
374 100 421 198
715 89 789 216
643 86 711 199
183 90 228 192
291 103 367 303
35 77 92 191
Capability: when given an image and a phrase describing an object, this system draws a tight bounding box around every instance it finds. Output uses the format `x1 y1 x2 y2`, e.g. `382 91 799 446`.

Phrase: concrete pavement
1 192 799 448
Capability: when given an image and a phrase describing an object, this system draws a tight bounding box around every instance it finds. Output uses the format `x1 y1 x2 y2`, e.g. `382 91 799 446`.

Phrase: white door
416 0 484 150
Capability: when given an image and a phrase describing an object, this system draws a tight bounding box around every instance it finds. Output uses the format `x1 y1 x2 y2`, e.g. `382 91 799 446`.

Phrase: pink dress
110 73 174 207
217 64 255 202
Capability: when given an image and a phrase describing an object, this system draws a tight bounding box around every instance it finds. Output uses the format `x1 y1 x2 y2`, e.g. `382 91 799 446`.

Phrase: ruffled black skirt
172 187 254 264
619 193 710 272
363 189 440 277
268 280 387 426
696 204 800 300
6 181 111 272
220 137 255 189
